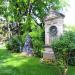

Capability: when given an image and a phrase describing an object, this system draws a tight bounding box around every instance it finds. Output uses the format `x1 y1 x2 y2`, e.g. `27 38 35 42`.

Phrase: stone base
43 48 55 62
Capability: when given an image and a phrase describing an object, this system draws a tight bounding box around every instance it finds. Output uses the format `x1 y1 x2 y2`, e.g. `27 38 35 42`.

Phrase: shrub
29 27 44 57
52 31 75 66
68 49 75 66
6 35 22 52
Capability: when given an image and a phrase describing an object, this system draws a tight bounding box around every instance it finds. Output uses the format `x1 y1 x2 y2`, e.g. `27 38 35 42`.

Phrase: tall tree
0 0 68 27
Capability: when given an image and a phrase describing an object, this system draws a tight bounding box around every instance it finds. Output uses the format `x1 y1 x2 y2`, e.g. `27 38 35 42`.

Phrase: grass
0 47 60 75
0 47 75 75
68 66 75 75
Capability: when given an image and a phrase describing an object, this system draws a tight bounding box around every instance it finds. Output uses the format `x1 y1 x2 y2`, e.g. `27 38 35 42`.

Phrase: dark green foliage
6 36 22 52
68 50 75 66
52 31 75 66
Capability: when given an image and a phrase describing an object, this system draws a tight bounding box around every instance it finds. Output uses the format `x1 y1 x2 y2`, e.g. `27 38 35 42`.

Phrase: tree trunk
63 68 68 75
60 68 68 75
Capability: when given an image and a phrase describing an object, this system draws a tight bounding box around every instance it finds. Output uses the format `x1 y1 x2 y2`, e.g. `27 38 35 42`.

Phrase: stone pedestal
43 46 55 62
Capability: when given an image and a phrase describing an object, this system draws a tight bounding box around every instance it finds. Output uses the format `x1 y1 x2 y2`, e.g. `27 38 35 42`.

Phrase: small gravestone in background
22 34 33 56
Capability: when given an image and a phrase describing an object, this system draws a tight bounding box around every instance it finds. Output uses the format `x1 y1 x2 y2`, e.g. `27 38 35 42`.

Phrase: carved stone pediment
45 9 65 21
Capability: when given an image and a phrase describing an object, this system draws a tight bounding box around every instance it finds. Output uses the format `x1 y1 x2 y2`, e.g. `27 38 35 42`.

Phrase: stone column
45 26 50 46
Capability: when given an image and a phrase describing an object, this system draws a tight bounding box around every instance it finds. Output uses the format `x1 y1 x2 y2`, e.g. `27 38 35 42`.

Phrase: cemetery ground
0 46 75 75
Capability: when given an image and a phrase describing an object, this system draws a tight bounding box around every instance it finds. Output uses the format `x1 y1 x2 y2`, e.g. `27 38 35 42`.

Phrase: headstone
22 34 33 56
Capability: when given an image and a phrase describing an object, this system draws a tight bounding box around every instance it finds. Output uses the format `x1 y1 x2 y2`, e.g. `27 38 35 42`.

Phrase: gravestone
43 9 65 62
22 34 33 56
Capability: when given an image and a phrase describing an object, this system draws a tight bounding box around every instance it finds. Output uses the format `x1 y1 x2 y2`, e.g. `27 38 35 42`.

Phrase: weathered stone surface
43 48 55 60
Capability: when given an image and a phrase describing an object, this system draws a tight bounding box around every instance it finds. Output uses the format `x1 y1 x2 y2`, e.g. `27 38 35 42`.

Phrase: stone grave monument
43 9 65 62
